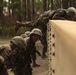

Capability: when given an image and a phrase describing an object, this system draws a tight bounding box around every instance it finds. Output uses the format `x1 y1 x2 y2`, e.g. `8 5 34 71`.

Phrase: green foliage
9 0 21 9
3 1 8 7
0 25 31 38
0 17 15 37
0 16 31 37
0 1 8 8
16 27 31 36
6 0 22 16
34 0 43 11
0 0 64 38
53 0 61 9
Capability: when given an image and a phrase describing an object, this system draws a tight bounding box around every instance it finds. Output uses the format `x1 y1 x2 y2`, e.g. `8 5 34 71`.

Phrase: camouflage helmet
67 7 76 16
10 36 26 49
30 28 42 37
21 34 27 38
0 56 4 65
25 31 30 37
43 10 51 17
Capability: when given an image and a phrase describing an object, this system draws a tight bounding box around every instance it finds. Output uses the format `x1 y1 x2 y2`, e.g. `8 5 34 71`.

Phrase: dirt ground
0 39 48 75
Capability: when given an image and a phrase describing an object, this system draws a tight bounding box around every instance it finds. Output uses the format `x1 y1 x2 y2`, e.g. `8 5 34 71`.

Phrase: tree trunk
11 0 16 17
58 0 62 8
60 0 62 8
43 0 47 11
8 0 11 17
17 0 22 22
32 0 35 20
56 0 58 9
21 0 26 21
51 0 53 10
47 0 50 10
69 0 76 7
0 0 3 19
69 0 73 7
73 0 76 7
27 0 31 21
62 0 69 9
24 0 26 21
0 0 4 37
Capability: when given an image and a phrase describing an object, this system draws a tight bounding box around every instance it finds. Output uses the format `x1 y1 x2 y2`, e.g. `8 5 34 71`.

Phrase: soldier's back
0 44 11 58
52 9 67 20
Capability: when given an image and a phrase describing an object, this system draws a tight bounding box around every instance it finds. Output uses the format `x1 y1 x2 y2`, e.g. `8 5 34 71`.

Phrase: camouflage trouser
25 63 32 75
31 47 36 63
41 33 47 56
14 67 25 75
13 58 32 75
0 68 8 75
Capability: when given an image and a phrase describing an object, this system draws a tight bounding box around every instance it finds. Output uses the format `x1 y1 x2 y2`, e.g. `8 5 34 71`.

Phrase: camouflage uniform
24 28 42 74
30 42 42 67
32 10 60 57
0 44 12 69
51 7 76 20
51 9 67 20
21 13 49 58
0 44 11 58
9 36 26 75
15 7 76 59
0 56 8 75
25 31 42 67
24 37 34 75
33 16 49 58
39 7 76 57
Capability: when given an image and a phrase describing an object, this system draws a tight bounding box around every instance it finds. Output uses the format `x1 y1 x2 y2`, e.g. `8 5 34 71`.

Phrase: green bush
16 27 31 36
0 26 31 38
0 16 32 38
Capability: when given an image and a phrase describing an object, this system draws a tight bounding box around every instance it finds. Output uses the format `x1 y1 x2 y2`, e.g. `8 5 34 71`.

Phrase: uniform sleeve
36 50 42 56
